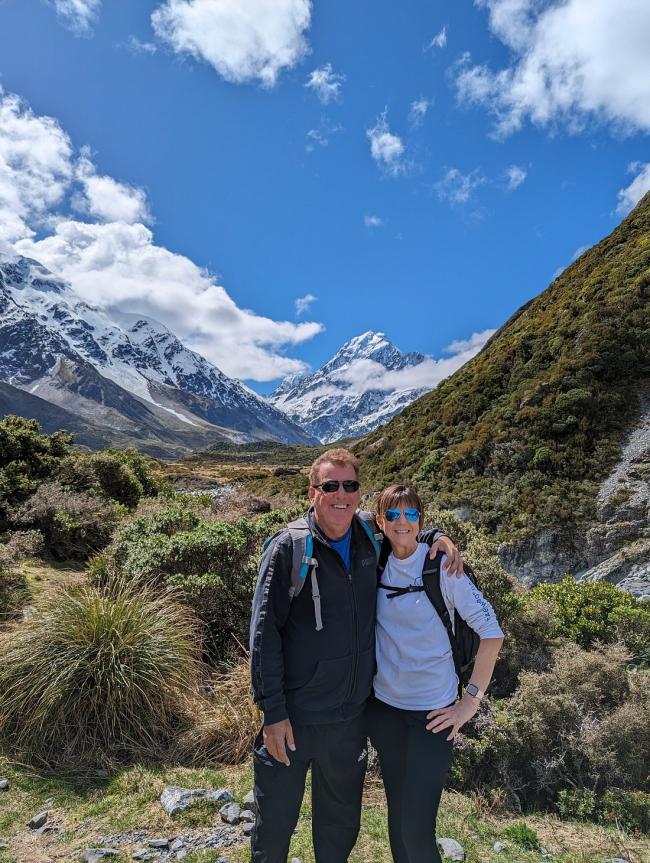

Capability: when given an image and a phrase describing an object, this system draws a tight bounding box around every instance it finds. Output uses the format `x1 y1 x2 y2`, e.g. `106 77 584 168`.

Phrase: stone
290 858 302 863
242 790 257 813
608 859 630 863
169 839 185 852
0 841 8 849
541 848 551 859
219 802 241 825
132 850 154 861
239 809 255 823
176 851 188 861
44 797 55 807
0 779 9 791
242 823 254 837
148 838 170 849
80 850 120 863
35 825 63 836
204 788 234 805
437 837 465 862
493 842 506 852
27 811 48 830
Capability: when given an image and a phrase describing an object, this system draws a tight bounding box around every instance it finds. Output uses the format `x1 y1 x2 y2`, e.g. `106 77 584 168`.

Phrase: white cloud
305 63 344 104
305 118 342 151
1 88 323 381
616 161 650 215
409 97 431 127
295 293 317 317
0 89 73 248
17 221 322 381
75 152 152 224
457 0 650 138
435 167 486 205
151 0 312 87
505 164 527 190
50 0 101 34
331 329 495 394
364 215 383 228
367 110 406 177
126 35 158 55
427 26 447 50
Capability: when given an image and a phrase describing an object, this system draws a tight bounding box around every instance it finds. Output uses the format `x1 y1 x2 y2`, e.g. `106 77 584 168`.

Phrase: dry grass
177 658 261 766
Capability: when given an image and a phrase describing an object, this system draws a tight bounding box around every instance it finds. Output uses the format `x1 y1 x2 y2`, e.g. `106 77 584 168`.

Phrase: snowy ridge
268 331 430 443
0 256 316 446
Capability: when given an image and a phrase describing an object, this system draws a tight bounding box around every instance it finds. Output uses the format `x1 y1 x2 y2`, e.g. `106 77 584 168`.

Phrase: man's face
308 461 360 540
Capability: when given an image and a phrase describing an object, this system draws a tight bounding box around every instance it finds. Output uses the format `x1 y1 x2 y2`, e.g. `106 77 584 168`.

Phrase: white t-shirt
374 543 504 711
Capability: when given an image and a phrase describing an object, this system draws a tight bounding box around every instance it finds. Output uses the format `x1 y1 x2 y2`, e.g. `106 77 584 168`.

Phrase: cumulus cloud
50 0 101 34
364 215 383 228
457 0 650 138
505 164 527 190
0 90 73 248
331 329 495 394
616 161 650 216
426 26 447 50
75 152 152 224
151 0 312 87
435 167 486 205
409 97 431 127
295 293 317 317
2 88 322 380
305 63 344 104
367 110 406 177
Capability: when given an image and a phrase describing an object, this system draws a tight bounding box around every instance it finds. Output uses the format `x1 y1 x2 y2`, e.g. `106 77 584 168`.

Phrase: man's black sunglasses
312 480 361 493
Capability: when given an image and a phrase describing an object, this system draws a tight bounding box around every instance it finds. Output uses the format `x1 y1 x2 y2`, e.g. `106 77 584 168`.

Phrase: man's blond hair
309 448 361 486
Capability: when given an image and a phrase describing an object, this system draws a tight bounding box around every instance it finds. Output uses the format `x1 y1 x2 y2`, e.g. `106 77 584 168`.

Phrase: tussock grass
0 579 201 769
177 658 260 766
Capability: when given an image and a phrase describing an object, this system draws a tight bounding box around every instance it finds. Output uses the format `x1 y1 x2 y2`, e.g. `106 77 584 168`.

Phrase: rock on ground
437 837 465 861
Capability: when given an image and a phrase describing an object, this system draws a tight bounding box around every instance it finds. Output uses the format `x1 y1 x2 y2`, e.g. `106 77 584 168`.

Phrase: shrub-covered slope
355 193 650 543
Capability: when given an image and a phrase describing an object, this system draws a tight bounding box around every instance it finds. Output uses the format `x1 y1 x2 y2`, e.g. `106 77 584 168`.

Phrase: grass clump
0 580 201 768
501 821 541 849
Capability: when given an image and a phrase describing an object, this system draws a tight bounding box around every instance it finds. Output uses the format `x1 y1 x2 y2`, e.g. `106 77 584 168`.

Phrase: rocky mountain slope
355 193 650 588
0 257 316 454
268 331 429 442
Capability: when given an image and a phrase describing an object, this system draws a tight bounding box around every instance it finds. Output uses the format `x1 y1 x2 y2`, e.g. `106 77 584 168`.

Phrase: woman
366 484 504 863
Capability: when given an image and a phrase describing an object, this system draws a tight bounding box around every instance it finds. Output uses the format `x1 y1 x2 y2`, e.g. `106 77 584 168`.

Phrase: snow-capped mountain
268 331 431 443
0 256 316 453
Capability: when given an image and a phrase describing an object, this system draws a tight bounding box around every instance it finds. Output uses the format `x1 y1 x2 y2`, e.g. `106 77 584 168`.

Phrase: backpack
378 549 481 692
264 510 383 632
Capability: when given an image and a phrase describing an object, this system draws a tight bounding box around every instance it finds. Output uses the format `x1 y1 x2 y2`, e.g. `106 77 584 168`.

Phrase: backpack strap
286 517 322 631
355 510 383 558
421 551 463 681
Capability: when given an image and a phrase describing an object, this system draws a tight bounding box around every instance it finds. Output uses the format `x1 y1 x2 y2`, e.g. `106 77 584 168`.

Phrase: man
249 448 462 863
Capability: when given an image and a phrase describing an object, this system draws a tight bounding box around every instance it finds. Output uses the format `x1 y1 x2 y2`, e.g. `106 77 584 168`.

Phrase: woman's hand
426 694 480 740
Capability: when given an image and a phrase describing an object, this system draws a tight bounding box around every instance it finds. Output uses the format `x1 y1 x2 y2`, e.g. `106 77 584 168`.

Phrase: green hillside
355 193 650 542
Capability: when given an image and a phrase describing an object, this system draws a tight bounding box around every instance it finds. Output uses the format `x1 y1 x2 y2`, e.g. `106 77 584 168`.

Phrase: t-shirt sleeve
440 558 504 639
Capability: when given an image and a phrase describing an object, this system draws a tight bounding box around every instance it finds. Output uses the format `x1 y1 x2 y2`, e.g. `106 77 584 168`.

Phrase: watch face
466 683 479 697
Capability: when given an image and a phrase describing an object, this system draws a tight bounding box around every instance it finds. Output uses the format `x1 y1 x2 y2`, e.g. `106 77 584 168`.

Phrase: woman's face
376 500 421 551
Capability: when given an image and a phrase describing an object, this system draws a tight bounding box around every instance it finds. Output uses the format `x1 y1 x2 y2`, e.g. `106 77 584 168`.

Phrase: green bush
612 604 650 664
0 580 200 767
14 481 122 560
500 822 540 849
0 416 72 530
598 789 650 833
524 577 637 648
556 788 597 821
0 530 42 619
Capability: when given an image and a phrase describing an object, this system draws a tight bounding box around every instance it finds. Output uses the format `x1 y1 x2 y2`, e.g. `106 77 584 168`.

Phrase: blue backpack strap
286 517 322 631
355 510 383 559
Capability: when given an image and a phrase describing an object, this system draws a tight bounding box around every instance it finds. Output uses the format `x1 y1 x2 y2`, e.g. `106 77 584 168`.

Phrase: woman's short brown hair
309 448 361 486
374 484 424 528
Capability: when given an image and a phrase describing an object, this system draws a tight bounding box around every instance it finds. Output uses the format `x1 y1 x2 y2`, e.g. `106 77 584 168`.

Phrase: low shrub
59 452 144 509
13 481 122 560
524 577 637 649
500 822 540 850
556 788 597 821
611 604 650 665
0 530 42 619
0 580 201 767
598 789 650 833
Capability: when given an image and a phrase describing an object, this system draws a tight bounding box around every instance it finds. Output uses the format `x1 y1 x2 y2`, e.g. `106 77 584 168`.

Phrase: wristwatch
465 683 484 701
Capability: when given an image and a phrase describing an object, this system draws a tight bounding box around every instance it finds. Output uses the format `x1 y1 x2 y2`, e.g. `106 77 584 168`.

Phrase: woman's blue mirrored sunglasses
383 508 420 522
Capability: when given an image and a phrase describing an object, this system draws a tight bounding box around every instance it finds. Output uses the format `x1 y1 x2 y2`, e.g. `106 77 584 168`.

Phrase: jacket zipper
345 568 359 702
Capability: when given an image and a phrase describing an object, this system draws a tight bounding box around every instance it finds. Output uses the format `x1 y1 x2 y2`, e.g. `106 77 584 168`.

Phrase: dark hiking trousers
366 696 454 863
251 714 367 863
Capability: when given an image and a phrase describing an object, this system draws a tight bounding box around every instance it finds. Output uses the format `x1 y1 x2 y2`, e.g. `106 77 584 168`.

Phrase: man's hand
262 718 296 765
430 536 464 576
425 693 480 740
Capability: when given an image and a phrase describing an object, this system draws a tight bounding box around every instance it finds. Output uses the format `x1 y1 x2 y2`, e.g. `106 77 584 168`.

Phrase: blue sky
0 0 648 394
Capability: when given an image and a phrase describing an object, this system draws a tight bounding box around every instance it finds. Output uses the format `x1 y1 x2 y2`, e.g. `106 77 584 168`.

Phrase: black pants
366 696 454 863
251 714 367 863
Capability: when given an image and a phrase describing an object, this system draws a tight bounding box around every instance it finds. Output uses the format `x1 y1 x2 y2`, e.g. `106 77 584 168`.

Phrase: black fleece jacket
249 510 445 726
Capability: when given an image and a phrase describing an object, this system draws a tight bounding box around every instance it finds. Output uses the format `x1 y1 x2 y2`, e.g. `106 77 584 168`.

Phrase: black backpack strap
378 582 426 600
421 551 463 682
